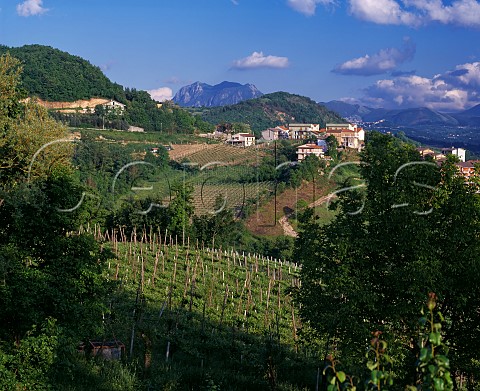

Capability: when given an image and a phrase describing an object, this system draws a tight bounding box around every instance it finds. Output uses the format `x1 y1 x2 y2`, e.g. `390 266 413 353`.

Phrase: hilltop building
441 147 466 162
288 123 320 140
322 123 365 150
456 161 479 181
261 126 289 141
226 133 256 147
296 143 325 161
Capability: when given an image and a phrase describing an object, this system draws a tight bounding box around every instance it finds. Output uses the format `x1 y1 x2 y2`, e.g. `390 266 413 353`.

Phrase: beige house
323 123 365 150
297 143 325 161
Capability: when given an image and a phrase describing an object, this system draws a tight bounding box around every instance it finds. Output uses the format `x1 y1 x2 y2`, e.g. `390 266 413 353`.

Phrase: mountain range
322 100 480 127
173 81 263 107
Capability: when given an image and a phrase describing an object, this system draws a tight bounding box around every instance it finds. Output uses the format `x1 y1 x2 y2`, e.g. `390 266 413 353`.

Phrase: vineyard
85 226 323 390
170 143 269 166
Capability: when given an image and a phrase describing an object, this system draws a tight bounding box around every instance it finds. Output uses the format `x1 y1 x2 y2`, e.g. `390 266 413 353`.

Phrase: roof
297 144 324 149
238 133 255 137
456 160 479 168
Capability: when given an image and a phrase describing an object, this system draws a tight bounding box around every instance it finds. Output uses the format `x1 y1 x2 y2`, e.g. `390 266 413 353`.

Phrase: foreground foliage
297 132 480 386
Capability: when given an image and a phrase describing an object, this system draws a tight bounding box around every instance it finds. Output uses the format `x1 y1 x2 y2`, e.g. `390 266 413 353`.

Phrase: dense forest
0 44 125 102
199 92 344 133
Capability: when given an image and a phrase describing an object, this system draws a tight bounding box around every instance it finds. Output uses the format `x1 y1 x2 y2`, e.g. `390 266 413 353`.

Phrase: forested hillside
0 44 125 102
200 92 344 132
0 44 214 133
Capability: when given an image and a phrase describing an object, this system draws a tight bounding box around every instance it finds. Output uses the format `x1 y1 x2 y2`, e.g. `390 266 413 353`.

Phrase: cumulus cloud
404 0 480 27
147 87 173 102
333 38 416 76
286 0 336 16
348 0 421 25
16 0 47 17
288 0 480 27
232 51 289 70
360 62 480 111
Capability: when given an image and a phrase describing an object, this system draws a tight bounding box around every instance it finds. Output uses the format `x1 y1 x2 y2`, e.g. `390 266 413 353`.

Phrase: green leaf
367 360 378 371
336 371 346 383
433 377 444 391
419 347 429 361
327 384 336 391
429 332 441 346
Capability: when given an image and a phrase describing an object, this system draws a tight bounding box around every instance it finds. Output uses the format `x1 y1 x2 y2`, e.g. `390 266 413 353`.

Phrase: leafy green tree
325 134 338 161
167 182 195 239
192 194 241 248
296 132 480 383
0 54 117 389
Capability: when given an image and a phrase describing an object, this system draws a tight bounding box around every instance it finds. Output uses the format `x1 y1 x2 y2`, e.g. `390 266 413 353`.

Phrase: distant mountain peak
173 81 263 107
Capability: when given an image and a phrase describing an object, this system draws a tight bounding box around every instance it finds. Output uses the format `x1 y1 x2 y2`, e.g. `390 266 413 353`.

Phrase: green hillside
0 45 214 133
200 91 345 132
0 44 125 102
73 227 319 390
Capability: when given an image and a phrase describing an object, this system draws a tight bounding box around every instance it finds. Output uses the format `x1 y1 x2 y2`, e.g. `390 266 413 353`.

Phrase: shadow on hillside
105 291 322 391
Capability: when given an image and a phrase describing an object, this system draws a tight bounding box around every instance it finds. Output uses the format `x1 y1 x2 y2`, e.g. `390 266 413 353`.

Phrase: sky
1 0 480 112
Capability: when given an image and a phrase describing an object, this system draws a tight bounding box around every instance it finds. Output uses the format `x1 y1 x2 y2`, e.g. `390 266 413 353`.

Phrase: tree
0 54 116 388
167 182 195 239
296 132 480 383
192 194 240 247
325 135 338 161
0 54 72 187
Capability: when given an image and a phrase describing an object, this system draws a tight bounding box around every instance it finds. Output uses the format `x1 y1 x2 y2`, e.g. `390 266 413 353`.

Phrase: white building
297 143 325 161
288 123 320 140
441 147 466 162
226 133 256 147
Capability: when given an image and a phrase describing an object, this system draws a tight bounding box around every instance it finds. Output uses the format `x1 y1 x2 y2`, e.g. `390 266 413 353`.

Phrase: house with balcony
288 123 320 140
226 133 256 147
297 143 326 161
261 126 289 141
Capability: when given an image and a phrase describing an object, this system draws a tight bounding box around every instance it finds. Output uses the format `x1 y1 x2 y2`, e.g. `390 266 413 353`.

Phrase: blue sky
1 0 480 111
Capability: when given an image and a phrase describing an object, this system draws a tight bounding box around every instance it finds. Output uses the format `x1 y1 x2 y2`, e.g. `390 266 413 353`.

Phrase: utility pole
274 140 277 225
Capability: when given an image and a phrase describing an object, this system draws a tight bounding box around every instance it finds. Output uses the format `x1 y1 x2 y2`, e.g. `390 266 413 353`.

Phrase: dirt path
278 194 334 237
278 215 298 237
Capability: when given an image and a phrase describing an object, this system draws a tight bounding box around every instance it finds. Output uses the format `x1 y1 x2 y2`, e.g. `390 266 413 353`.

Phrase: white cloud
232 51 289 70
404 0 480 27
361 62 480 111
288 0 480 27
16 0 47 17
286 0 336 16
333 38 416 76
348 0 421 25
147 87 173 102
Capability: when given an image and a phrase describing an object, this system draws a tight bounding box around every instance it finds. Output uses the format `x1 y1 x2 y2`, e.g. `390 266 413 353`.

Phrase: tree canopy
296 131 480 382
